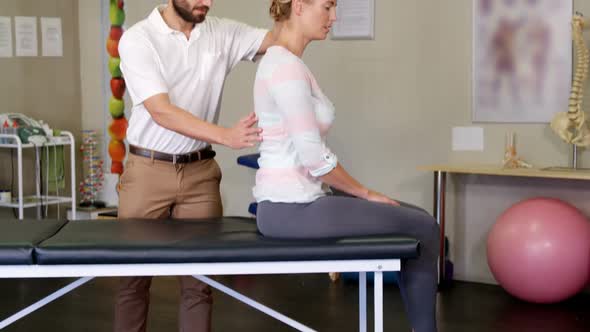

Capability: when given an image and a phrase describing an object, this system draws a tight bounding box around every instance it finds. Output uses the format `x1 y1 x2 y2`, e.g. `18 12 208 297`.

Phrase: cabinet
0 132 76 220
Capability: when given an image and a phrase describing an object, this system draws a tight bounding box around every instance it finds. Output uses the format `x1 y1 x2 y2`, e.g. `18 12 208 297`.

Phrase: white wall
78 0 590 285
0 0 82 220
210 0 449 216
78 0 104 133
442 0 590 284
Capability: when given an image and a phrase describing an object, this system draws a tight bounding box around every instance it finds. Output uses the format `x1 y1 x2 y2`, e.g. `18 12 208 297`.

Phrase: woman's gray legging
257 196 440 332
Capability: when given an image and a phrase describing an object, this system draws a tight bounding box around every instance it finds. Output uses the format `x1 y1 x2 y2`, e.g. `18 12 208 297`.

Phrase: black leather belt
129 145 216 164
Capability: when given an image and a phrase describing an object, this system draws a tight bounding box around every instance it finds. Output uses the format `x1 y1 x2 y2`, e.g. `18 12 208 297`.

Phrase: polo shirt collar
148 5 202 39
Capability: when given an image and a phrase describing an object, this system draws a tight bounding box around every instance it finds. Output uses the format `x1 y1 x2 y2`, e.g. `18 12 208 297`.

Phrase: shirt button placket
185 43 190 67
187 30 200 67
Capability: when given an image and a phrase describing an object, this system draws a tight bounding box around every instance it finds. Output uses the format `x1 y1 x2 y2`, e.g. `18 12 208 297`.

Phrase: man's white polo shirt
119 5 267 154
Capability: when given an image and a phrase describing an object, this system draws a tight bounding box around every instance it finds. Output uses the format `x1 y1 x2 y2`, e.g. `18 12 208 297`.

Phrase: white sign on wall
0 17 13 57
14 16 38 57
331 0 375 40
41 17 63 57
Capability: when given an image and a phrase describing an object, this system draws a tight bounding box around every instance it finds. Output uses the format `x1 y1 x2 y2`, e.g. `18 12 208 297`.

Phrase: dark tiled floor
0 275 588 331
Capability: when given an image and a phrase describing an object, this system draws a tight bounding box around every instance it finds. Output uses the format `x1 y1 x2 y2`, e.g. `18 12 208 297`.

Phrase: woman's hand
365 190 400 206
318 164 400 207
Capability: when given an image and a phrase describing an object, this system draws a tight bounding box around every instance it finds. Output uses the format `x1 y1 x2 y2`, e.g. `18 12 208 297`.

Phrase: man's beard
172 0 208 24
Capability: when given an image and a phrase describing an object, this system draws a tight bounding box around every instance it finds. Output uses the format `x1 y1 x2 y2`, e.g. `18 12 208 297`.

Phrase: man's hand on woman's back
222 112 263 149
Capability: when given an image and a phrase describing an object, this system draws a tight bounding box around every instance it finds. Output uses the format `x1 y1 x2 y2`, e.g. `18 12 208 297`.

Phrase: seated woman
253 1 439 331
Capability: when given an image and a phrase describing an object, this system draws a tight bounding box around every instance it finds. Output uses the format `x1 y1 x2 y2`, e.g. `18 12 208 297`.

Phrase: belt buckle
197 150 202 161
172 154 177 164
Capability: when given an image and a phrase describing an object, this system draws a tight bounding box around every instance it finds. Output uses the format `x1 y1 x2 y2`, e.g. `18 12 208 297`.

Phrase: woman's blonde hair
269 0 293 22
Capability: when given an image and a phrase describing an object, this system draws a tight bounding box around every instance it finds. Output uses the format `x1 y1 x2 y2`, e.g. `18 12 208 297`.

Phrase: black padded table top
35 217 420 265
0 218 420 265
0 220 67 265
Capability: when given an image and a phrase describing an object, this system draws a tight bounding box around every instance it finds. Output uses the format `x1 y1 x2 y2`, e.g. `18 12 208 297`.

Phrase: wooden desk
418 164 590 284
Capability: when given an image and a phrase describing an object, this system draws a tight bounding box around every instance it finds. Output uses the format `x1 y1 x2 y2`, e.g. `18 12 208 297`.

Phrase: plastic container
0 190 11 203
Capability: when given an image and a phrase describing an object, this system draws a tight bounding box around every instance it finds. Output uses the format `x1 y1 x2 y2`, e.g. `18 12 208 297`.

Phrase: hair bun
270 0 292 21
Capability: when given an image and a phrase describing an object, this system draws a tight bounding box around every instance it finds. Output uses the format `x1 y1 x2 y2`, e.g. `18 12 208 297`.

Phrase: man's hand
365 190 400 206
222 112 263 149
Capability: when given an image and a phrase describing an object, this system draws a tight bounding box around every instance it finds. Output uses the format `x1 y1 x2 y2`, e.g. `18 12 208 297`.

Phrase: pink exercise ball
487 197 590 303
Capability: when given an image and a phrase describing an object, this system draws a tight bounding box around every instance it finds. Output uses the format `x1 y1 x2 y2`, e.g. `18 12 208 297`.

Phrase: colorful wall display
107 0 127 175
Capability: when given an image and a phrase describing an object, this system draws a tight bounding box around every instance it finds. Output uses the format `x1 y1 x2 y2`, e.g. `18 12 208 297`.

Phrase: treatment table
0 217 419 331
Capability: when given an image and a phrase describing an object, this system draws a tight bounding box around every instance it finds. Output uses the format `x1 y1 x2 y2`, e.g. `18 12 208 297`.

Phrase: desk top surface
418 164 590 180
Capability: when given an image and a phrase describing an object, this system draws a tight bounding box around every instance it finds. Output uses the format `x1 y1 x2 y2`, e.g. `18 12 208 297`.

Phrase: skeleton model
503 132 532 169
550 14 590 147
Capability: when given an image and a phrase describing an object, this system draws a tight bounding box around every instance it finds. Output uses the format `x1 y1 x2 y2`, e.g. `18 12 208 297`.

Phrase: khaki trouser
114 154 222 332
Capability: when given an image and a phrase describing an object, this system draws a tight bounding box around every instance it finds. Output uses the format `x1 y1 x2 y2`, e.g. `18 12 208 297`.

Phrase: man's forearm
142 93 260 150
150 103 228 145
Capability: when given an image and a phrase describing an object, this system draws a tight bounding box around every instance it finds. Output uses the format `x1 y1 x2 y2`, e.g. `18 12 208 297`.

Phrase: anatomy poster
473 0 572 122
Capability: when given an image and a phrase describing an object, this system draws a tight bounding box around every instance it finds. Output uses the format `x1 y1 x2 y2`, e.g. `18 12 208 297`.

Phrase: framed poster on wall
472 0 573 123
331 0 375 40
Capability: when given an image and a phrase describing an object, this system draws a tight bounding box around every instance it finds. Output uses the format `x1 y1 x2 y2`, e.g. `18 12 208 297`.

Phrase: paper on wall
41 17 62 57
331 0 375 40
0 17 12 57
452 127 484 151
15 16 37 57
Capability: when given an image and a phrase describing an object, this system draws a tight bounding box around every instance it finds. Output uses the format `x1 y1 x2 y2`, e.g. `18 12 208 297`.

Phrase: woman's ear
292 0 304 16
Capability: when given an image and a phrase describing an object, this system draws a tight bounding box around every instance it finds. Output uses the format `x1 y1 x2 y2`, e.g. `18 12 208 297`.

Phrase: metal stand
434 171 447 286
543 144 590 172
572 144 579 169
